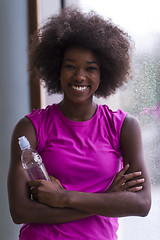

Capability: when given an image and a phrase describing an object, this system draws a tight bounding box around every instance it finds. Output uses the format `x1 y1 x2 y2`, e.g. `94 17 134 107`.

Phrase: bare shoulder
120 114 144 168
121 115 142 142
122 114 141 130
10 117 37 166
9 117 37 194
8 117 37 223
12 117 37 150
120 115 151 210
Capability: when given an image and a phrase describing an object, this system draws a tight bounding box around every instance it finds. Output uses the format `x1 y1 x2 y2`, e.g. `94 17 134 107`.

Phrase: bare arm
7 117 91 224
29 115 151 218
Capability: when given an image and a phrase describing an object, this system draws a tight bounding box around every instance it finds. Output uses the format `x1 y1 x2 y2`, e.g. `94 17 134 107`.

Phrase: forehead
63 46 99 63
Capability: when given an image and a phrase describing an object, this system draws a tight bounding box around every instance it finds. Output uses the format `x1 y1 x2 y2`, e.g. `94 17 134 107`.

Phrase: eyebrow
64 59 99 65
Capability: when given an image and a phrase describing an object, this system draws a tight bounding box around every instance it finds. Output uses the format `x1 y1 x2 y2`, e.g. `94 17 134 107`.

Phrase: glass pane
76 0 160 239
38 0 160 239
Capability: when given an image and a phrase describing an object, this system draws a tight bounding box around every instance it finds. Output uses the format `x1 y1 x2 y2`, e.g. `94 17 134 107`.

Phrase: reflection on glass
39 0 160 239
77 0 160 239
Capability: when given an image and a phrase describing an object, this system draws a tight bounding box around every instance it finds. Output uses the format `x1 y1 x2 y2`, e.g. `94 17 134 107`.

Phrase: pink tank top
19 104 127 240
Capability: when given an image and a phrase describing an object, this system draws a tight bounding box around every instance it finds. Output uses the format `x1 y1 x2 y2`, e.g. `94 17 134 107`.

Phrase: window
37 1 160 239
78 1 160 239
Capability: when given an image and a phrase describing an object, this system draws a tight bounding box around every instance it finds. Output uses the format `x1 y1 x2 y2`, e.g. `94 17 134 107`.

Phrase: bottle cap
18 136 31 150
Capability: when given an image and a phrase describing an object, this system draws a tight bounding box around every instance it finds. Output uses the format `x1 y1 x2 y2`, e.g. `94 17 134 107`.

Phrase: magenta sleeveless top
19 104 127 240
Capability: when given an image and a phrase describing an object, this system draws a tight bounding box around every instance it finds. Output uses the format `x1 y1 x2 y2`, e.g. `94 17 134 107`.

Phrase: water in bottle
18 136 50 181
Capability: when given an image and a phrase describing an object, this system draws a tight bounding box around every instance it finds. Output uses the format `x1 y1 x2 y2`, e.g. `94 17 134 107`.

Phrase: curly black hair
29 7 133 98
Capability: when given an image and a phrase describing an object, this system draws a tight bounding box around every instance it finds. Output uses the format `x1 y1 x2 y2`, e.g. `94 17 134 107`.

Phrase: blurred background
0 0 159 239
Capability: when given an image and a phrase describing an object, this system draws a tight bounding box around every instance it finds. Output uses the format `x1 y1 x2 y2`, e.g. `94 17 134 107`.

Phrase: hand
28 176 65 208
106 164 145 193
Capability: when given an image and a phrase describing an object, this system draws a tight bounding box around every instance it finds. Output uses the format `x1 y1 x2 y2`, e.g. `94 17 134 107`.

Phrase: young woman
8 8 151 240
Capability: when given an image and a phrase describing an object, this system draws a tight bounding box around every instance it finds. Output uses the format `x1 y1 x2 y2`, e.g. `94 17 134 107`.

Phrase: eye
64 64 75 70
86 66 99 72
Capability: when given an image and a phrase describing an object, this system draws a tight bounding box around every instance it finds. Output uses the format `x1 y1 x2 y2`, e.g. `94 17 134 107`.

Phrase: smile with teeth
72 85 89 91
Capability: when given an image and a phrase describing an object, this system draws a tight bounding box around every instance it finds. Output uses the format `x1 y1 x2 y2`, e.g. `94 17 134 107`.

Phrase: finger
50 176 64 189
127 186 143 192
123 171 142 182
28 180 43 187
128 178 145 187
124 178 145 189
30 186 38 195
31 193 39 201
56 179 64 188
114 164 130 183
119 164 130 176
50 176 57 182
113 169 143 190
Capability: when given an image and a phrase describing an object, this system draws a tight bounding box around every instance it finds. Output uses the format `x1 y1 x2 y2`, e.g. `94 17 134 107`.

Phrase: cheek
93 75 101 86
60 72 68 87
60 69 72 82
93 71 101 81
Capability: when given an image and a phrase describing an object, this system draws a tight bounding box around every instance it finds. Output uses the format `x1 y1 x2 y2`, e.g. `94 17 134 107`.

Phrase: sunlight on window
79 0 160 33
38 1 160 239
78 0 160 239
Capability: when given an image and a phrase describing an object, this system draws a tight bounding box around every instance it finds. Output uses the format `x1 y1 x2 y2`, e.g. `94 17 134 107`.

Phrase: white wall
0 0 62 239
0 0 29 239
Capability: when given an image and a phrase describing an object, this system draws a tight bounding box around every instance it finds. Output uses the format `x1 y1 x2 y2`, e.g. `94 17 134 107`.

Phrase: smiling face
60 46 101 105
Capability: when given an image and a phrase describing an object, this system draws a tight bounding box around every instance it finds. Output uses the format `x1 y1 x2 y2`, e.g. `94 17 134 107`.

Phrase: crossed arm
7 115 151 224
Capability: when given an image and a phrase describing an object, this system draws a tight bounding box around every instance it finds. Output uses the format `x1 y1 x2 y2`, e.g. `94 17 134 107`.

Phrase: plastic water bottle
18 136 50 181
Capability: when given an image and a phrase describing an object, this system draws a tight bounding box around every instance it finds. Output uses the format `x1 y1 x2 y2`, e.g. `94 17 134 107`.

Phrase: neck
58 98 97 122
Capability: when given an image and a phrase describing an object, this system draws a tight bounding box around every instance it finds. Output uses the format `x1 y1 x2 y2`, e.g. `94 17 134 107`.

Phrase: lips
71 85 89 92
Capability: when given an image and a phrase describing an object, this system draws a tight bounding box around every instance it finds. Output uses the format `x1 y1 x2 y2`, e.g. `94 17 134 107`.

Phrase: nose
75 69 86 82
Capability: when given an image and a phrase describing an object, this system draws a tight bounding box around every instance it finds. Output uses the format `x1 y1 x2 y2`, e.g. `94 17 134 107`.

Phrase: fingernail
139 178 145 182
